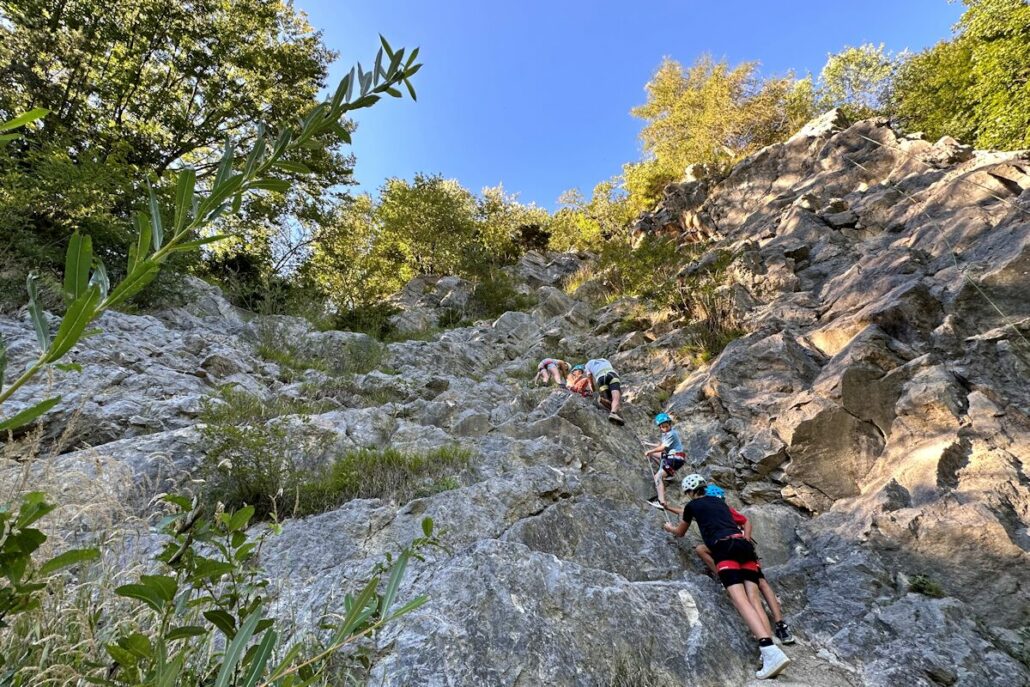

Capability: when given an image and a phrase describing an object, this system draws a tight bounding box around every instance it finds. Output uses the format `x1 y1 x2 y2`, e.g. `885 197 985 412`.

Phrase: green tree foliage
0 0 348 300
817 43 900 119
548 180 635 252
892 0 1030 149
891 40 978 144
303 175 547 313
625 55 815 210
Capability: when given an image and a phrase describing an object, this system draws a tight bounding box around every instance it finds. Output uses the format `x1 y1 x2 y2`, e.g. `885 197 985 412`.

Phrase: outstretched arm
663 520 689 537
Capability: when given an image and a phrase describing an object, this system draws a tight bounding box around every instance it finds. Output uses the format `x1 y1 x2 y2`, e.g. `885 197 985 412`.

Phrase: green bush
468 268 537 319
198 387 335 519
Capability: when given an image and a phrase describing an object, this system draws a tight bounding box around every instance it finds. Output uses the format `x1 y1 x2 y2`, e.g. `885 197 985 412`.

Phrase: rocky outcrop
2 114 1029 685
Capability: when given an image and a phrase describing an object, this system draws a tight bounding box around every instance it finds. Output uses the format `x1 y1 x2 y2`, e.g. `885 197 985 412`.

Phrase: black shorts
596 371 621 399
710 537 761 588
659 452 685 475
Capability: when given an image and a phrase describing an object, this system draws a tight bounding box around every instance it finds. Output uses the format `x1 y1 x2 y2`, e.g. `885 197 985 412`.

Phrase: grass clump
298 445 471 515
909 574 945 598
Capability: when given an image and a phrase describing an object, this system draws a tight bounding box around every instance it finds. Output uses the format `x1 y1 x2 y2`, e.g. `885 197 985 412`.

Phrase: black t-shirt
682 496 742 547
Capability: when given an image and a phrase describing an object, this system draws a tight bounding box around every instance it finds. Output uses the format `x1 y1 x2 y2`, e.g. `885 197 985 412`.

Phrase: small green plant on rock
909 573 945 598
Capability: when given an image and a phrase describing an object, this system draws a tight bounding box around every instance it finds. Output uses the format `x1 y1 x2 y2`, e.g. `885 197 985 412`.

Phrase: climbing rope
838 136 1030 363
639 447 673 525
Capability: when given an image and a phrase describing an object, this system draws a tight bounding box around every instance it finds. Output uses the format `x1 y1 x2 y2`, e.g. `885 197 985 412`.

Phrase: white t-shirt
584 358 614 378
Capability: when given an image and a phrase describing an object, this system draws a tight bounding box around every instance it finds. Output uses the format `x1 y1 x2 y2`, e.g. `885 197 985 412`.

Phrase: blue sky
297 1 964 210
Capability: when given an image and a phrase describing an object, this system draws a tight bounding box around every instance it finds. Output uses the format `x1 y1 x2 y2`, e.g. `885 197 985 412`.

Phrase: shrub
467 268 537 319
198 387 334 520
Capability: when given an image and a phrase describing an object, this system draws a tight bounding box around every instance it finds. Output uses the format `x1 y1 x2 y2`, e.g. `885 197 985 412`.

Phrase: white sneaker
755 644 790 680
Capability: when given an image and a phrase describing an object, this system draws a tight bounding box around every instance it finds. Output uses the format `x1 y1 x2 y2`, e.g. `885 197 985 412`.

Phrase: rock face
2 115 1029 686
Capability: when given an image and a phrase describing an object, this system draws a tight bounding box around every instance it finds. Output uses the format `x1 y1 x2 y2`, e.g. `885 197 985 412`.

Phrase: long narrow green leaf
155 654 185 687
404 79 418 102
345 67 356 102
0 108 49 132
63 233 92 301
380 551 409 618
0 396 61 432
46 286 100 360
243 125 266 177
25 273 49 352
147 182 164 250
128 212 153 274
172 235 228 252
213 606 264 687
174 169 196 233
240 628 277 687
39 547 100 575
373 48 384 84
384 594 428 622
332 577 379 644
406 47 420 68
105 261 160 308
89 260 109 300
215 140 236 188
0 337 7 393
198 174 244 218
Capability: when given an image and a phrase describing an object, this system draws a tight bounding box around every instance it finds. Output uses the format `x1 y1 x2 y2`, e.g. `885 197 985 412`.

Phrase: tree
376 174 479 277
0 0 350 298
890 40 978 143
626 55 815 210
300 194 407 311
891 0 1030 149
817 43 900 119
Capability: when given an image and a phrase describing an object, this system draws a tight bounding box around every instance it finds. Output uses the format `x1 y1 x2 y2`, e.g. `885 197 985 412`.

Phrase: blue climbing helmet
571 364 585 373
705 484 725 499
654 412 672 426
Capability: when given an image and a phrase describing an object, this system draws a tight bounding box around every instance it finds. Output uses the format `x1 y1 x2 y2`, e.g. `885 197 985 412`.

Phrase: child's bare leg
758 577 783 623
654 469 668 504
695 545 718 576
610 389 622 414
725 583 773 640
746 580 773 637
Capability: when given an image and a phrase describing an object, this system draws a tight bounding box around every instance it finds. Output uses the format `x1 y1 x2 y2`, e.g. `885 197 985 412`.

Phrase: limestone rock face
3 117 1029 686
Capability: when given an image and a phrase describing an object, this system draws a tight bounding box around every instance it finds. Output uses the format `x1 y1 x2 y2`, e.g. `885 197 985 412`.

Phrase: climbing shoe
756 644 790 680
608 412 625 426
775 621 795 645
648 499 666 511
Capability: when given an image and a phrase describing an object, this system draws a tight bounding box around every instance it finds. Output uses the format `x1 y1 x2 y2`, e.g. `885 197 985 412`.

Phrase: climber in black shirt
662 473 791 680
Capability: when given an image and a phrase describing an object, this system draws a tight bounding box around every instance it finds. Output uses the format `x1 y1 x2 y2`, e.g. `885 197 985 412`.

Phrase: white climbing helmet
681 473 706 493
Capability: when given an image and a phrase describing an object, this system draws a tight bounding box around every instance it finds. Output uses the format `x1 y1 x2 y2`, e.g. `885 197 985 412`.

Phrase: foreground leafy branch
0 35 422 432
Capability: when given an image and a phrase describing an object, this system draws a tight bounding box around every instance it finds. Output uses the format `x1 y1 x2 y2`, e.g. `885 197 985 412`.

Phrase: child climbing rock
644 412 685 509
694 485 795 645
566 365 593 397
581 358 624 425
534 358 570 386
662 474 791 680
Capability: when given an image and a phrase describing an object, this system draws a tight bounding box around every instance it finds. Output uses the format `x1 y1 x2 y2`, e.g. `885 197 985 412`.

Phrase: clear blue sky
297 0 964 210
